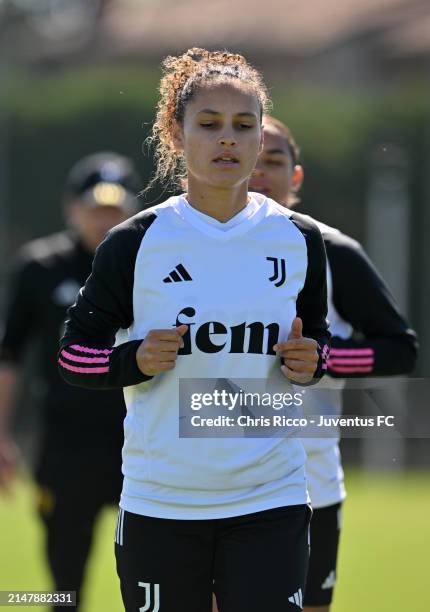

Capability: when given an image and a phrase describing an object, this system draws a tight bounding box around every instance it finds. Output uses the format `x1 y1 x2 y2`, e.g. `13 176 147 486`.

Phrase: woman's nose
218 136 237 147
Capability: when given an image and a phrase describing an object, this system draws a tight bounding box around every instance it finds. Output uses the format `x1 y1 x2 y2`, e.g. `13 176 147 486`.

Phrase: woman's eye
200 122 215 128
266 159 284 166
238 123 253 129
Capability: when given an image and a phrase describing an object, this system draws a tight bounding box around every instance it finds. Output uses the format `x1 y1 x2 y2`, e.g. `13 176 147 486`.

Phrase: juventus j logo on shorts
138 582 160 612
266 257 287 287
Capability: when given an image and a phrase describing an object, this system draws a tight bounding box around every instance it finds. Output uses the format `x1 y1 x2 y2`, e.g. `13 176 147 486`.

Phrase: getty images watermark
179 378 430 438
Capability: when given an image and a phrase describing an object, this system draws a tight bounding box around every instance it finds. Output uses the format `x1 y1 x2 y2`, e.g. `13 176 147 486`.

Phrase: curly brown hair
147 47 271 191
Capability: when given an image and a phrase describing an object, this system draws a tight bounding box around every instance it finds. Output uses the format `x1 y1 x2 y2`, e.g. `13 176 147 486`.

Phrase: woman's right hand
136 325 188 376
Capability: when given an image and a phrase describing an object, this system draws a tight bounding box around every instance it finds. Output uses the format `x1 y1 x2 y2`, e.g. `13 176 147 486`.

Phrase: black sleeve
58 212 157 389
0 257 43 365
289 213 331 381
324 231 418 377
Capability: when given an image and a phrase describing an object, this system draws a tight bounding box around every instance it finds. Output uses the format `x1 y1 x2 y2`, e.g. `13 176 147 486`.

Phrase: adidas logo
288 588 303 609
321 570 336 590
163 264 193 283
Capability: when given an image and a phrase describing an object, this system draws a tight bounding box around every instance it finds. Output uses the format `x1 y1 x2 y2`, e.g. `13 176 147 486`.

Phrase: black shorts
115 504 312 612
304 502 343 607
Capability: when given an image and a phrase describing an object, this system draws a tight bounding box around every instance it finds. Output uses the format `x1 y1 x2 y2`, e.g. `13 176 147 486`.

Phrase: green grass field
1 470 429 611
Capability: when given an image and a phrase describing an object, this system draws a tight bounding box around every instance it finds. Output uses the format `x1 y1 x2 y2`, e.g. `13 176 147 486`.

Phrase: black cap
64 152 141 211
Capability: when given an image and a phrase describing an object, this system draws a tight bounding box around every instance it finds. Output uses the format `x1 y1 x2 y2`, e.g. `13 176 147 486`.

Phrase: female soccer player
58 49 330 612
249 115 418 612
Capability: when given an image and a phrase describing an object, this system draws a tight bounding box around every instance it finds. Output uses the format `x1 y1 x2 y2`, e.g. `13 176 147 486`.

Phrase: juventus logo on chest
266 257 287 287
138 582 160 612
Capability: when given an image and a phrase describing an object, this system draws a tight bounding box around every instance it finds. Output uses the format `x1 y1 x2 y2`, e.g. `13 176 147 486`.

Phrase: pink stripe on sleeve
61 350 109 364
328 358 374 366
329 365 373 373
330 348 374 357
70 344 113 356
58 358 109 374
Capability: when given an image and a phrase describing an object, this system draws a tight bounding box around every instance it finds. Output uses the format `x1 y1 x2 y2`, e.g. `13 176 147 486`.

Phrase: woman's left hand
274 317 319 384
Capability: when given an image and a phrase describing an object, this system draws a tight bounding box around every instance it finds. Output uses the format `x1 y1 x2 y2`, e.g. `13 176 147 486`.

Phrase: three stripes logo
288 588 303 609
321 570 336 590
163 263 192 283
267 257 287 287
114 508 125 546
138 582 160 612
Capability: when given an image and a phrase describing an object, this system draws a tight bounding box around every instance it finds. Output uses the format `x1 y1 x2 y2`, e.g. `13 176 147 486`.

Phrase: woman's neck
185 177 249 222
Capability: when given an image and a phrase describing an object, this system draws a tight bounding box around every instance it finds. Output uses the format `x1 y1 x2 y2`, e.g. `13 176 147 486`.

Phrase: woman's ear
292 165 304 191
172 122 184 152
64 200 78 227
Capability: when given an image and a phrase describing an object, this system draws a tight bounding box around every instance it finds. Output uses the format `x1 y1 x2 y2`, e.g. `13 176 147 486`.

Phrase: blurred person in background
247 116 418 612
0 152 141 610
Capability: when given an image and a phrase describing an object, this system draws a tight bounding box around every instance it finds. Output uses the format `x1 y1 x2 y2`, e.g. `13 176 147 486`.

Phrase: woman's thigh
115 509 214 612
214 504 312 612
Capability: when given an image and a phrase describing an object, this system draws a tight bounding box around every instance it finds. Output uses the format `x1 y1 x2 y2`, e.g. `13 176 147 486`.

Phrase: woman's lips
213 161 239 167
213 154 239 166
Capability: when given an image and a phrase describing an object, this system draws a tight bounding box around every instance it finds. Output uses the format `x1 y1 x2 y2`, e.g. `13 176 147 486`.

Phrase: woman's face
67 202 128 252
177 82 263 190
249 124 294 205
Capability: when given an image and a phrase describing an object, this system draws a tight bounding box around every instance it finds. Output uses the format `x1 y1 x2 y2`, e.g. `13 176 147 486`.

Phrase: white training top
60 194 329 519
